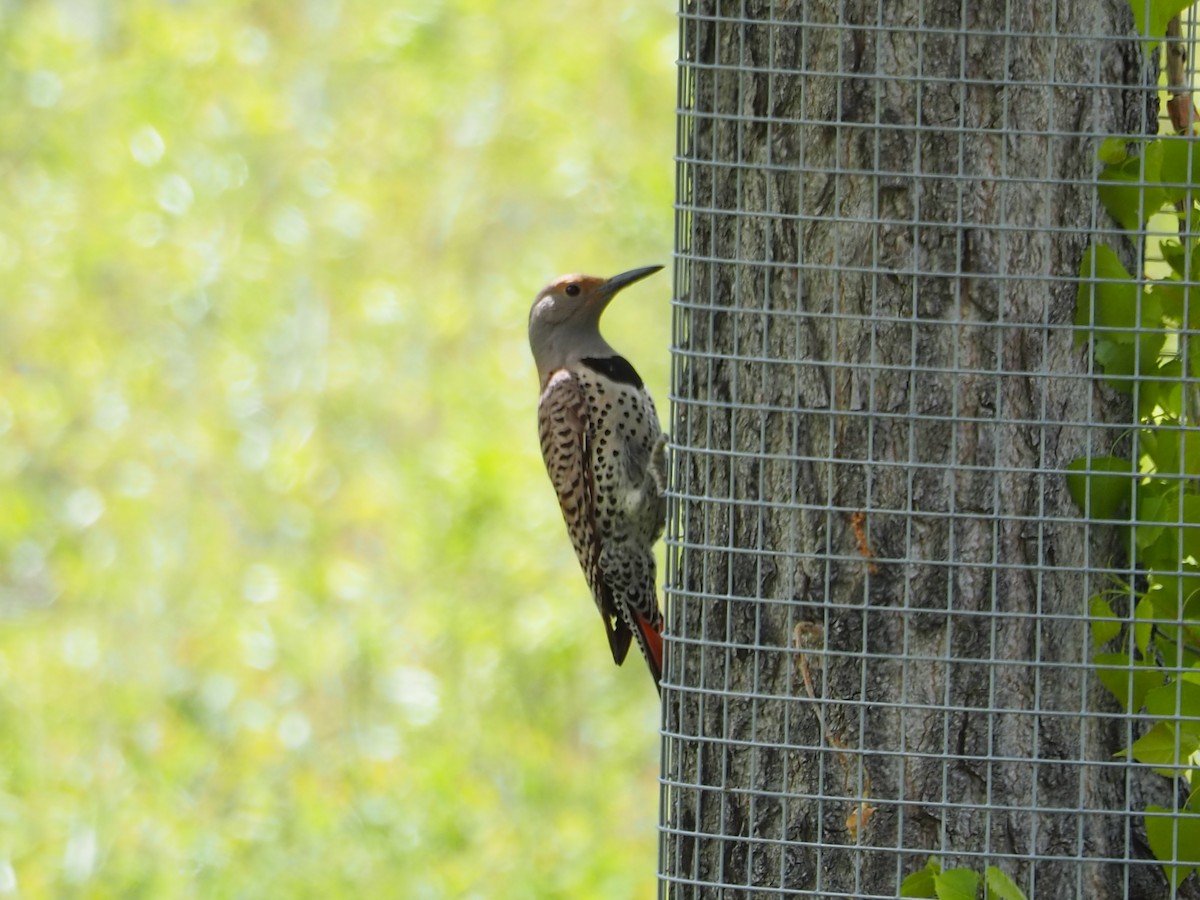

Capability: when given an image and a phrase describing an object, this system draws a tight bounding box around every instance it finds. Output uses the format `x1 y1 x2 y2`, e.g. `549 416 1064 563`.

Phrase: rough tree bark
662 2 1193 898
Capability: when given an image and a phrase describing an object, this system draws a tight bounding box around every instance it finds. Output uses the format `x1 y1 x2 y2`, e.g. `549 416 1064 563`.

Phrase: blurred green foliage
0 1 674 896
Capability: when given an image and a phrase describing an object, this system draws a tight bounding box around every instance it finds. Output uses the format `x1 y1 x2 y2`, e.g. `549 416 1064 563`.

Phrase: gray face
527 266 663 384
528 274 610 330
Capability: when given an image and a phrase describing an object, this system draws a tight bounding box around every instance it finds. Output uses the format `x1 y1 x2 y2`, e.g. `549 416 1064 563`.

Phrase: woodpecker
528 265 668 691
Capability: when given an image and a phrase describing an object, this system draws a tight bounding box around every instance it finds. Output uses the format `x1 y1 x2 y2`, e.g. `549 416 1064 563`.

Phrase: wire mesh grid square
659 1 1200 898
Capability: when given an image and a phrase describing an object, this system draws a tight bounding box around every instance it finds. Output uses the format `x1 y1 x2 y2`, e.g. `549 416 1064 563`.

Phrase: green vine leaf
1146 567 1200 620
934 867 980 900
1076 244 1140 336
900 859 941 898
1157 242 1190 280
1128 0 1194 46
1098 136 1135 166
1139 419 1181 476
1078 38 1200 888
1160 136 1200 205
1076 245 1166 391
1089 595 1123 647
1134 595 1155 657
1094 652 1162 712
1140 493 1200 567
1130 721 1200 777
1098 140 1167 230
1065 456 1134 519
1135 485 1177 561
1143 682 1200 749
985 866 1027 900
901 860 1029 900
1144 806 1200 889
1184 495 1200 560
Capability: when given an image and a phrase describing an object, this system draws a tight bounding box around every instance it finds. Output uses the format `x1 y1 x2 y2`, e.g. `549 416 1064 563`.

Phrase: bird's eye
564 283 581 297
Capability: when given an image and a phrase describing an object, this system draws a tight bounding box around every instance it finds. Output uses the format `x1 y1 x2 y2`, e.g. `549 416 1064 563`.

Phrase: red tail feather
636 616 664 689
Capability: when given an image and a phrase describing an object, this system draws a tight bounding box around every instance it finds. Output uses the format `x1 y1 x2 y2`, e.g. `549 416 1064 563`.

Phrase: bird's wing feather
537 370 632 666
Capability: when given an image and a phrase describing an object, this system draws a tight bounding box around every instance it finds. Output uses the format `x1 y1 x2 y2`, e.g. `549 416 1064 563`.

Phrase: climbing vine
1071 1 1200 892
899 858 1027 900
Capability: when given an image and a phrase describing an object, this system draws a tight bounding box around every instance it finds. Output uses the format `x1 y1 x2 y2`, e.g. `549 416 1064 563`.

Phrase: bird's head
528 265 663 383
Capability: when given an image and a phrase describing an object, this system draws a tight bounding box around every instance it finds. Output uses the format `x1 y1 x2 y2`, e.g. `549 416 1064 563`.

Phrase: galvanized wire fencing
660 1 1200 897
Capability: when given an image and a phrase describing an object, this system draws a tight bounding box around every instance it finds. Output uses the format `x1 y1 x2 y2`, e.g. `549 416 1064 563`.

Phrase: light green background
1 2 675 896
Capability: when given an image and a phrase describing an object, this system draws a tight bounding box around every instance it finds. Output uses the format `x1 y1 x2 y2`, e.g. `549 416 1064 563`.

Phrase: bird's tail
634 614 664 693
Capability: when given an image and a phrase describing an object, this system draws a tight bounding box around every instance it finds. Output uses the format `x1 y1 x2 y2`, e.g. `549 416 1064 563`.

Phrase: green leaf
1092 341 1139 391
934 867 980 900
1134 595 1155 656
1148 621 1200 665
1076 244 1140 335
1156 280 1200 334
1177 423 1200 479
1144 681 1200 747
1089 595 1124 647
1144 806 1200 890
1159 239 1189 279
1184 586 1200 627
1135 378 1164 422
1130 721 1200 776
1098 341 1170 395
1147 568 1200 619
985 866 1027 900
1159 137 1200 204
1141 420 1181 476
1135 489 1200 567
1075 245 1166 391
1098 141 1167 230
1135 485 1178 561
1065 456 1134 518
1129 0 1195 43
1154 282 1184 328
1094 652 1162 711
901 859 942 898
1182 494 1200 560
1098 137 1136 166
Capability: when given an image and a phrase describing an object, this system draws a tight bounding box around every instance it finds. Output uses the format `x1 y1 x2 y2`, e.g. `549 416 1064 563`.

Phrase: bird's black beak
602 265 664 298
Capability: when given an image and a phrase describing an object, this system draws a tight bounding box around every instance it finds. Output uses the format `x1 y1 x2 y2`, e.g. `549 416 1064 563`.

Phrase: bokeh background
0 2 674 896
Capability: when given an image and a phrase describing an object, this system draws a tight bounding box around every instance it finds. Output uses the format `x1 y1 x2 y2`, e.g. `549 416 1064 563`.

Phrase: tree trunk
662 2 1191 897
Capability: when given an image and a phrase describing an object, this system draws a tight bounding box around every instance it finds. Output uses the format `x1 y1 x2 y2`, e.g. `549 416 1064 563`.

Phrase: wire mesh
660 1 1199 898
